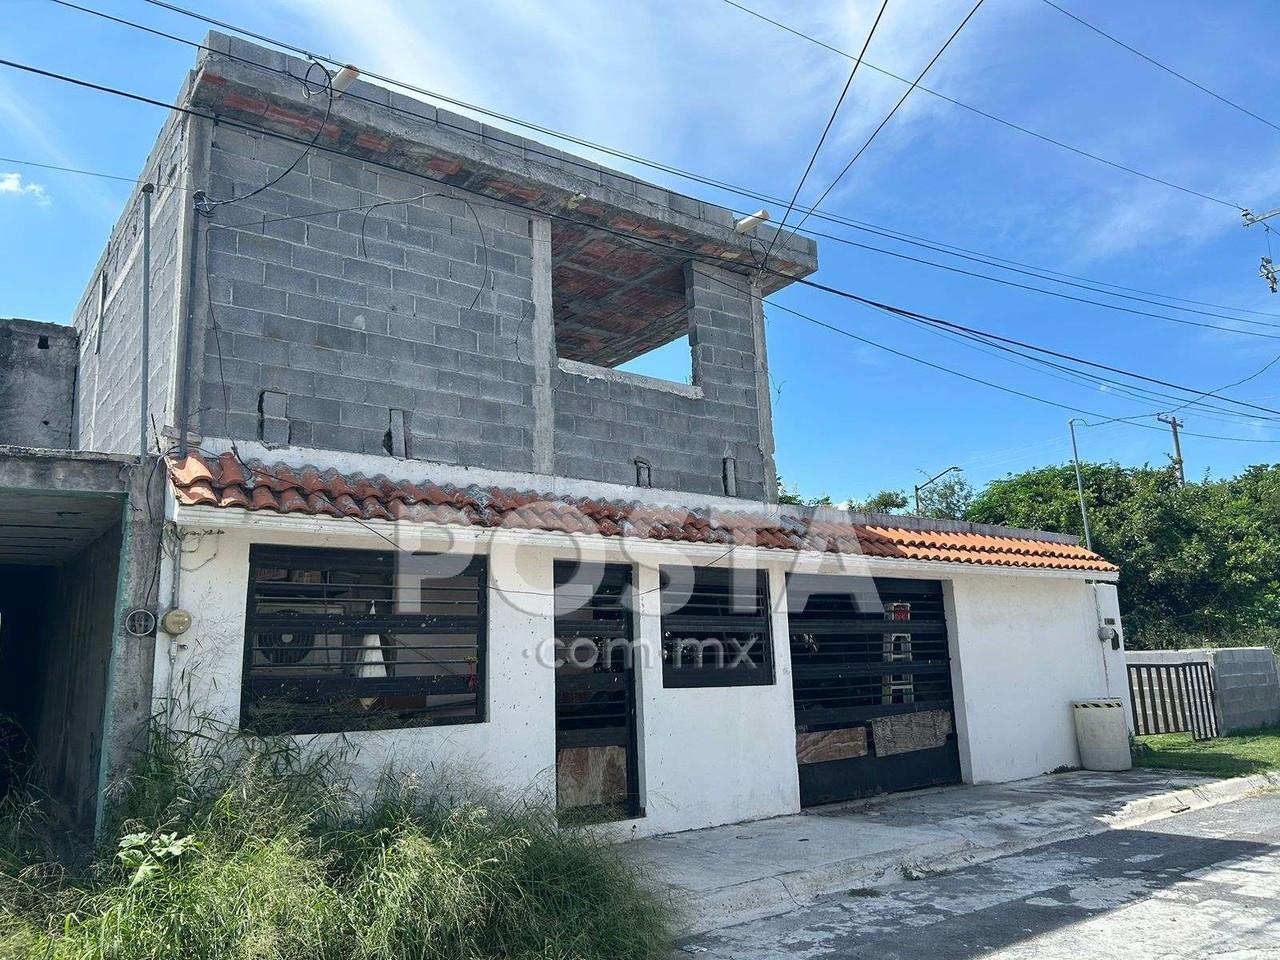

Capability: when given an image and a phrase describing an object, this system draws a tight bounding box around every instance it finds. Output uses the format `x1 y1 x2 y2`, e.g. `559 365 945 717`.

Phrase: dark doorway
788 575 961 806
553 561 641 822
0 518 122 830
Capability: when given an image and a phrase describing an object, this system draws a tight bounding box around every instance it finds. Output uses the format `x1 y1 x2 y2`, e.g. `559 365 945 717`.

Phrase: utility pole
1067 418 1093 552
1157 413 1185 485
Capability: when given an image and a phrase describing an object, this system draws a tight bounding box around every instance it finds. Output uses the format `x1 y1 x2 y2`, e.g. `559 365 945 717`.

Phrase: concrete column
749 276 778 500
487 540 556 795
631 560 662 813
168 114 213 447
942 578 976 784
530 215 555 476
766 560 797 774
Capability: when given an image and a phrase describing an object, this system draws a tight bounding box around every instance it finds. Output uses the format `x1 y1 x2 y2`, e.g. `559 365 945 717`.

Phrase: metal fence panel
1127 662 1219 740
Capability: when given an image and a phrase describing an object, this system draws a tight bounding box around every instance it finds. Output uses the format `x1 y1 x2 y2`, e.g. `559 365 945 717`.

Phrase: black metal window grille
660 566 774 688
554 563 635 745
788 576 952 730
241 546 487 735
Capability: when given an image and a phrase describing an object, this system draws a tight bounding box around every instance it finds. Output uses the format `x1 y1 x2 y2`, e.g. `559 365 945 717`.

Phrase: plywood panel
796 726 868 765
557 745 628 808
871 709 953 757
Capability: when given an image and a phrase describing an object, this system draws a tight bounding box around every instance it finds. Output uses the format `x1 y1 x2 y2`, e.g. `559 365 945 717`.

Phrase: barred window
241 546 487 735
659 566 774 688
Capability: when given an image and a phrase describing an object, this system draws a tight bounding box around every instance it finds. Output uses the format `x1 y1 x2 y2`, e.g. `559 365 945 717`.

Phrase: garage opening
788 575 960 806
0 490 125 832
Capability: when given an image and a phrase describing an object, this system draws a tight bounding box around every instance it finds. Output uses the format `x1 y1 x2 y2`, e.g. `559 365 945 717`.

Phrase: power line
779 0 987 246
0 154 192 193
6 54 1278 439
813 285 1280 419
811 212 1280 320
46 0 1276 328
795 219 1280 331
885 307 1280 426
767 296 1279 442
718 0 1243 211
763 0 890 268
1040 0 1280 137
68 0 1278 340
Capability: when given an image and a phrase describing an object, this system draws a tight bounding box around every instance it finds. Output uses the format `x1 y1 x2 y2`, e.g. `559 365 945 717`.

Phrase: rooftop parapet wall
191 32 817 289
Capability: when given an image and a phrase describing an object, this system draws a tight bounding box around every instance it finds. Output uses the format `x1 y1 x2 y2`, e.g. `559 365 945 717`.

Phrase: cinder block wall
1127 647 1280 734
0 318 77 449
1210 647 1280 733
199 127 773 497
200 127 538 471
70 110 190 455
552 262 770 498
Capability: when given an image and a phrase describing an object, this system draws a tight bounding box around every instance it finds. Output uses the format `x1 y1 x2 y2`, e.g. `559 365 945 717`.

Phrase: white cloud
279 0 990 199
0 171 50 206
0 75 113 215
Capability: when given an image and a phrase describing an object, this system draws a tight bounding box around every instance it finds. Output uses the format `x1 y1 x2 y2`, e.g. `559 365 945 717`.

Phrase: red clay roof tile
165 453 1118 573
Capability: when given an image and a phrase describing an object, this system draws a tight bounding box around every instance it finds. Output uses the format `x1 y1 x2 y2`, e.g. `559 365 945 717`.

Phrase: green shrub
0 730 673 960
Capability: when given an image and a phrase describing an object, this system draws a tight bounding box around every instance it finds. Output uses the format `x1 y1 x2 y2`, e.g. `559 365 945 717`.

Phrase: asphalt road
681 793 1280 959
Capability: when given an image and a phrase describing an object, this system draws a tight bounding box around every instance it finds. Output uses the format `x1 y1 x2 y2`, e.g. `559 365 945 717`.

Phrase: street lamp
914 465 963 515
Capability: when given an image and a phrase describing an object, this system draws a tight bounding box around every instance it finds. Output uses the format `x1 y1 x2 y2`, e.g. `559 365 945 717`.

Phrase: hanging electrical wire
776 0 987 249
6 53 1280 441
45 0 1274 325
761 0 890 268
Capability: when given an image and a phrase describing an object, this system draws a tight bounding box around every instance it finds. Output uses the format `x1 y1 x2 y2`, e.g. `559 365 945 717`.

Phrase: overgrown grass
1133 727 1280 778
0 729 673 959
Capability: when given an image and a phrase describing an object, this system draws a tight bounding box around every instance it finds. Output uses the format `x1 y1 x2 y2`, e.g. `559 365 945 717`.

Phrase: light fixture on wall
331 65 360 97
734 210 770 234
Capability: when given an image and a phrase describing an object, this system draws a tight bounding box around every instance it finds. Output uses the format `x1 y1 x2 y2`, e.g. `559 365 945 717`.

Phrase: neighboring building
1 33 1129 839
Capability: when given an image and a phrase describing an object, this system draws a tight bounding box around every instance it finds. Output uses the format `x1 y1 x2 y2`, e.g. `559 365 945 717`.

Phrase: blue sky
4 0 1280 503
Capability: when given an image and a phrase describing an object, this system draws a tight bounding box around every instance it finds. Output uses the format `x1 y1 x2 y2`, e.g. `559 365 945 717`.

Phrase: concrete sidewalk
628 768 1280 936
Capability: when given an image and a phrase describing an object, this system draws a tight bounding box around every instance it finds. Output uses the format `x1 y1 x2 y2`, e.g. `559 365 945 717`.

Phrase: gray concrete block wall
552 262 767 498
200 127 538 471
71 111 189 455
1210 647 1280 733
0 318 77 448
1127 647 1280 734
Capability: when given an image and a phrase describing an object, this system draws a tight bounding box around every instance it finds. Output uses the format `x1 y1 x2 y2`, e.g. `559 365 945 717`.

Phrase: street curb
674 771 1279 937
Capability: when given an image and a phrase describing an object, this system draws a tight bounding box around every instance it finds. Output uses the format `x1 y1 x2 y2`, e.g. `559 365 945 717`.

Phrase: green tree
915 474 976 520
966 461 1280 648
853 489 908 515
775 477 833 507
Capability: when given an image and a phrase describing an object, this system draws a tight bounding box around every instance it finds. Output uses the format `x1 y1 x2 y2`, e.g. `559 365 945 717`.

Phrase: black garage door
788 574 961 807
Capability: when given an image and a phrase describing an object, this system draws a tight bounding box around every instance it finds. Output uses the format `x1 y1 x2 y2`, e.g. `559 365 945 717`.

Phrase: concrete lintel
0 446 136 495
556 357 703 399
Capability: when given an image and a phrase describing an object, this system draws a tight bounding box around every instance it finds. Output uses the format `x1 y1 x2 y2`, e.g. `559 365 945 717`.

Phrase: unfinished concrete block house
0 33 1130 839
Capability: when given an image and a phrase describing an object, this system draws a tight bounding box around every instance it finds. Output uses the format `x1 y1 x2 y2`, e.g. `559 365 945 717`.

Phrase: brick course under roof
167 452 1118 573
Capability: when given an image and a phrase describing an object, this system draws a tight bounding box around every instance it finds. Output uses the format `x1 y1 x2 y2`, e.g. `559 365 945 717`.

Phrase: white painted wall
628 562 800 836
158 522 801 838
159 507 1123 836
159 525 558 802
947 574 1129 783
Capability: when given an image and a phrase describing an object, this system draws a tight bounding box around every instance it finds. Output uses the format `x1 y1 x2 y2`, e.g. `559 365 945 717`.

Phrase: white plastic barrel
1072 699 1132 771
